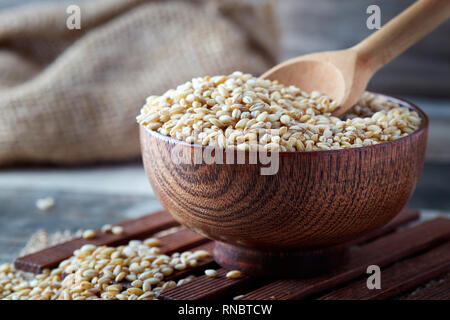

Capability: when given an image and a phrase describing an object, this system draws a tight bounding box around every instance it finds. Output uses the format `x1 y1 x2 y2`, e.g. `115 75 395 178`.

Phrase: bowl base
213 241 349 278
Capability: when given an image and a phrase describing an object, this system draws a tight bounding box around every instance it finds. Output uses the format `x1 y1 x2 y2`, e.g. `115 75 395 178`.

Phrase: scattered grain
82 230 96 239
226 270 242 279
111 226 124 235
35 197 55 211
204 269 217 278
101 224 112 233
1 233 209 300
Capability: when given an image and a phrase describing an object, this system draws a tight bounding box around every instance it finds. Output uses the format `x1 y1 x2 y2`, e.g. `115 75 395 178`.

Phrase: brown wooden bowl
139 93 428 277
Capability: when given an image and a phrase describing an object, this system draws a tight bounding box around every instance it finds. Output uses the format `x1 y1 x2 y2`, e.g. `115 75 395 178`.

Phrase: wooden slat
10 208 429 300
158 209 423 300
403 276 450 300
239 218 450 300
12 208 418 275
159 228 210 255
348 209 419 246
159 268 256 300
319 242 450 300
14 210 179 273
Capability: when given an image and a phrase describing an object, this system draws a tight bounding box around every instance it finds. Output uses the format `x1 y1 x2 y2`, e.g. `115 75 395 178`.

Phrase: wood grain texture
140 95 428 255
213 241 349 278
347 208 419 246
403 276 450 300
238 218 450 300
159 268 256 300
212 209 420 277
318 242 450 300
14 210 178 273
158 228 210 255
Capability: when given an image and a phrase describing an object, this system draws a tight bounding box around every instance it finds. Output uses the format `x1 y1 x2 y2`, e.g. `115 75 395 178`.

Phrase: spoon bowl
261 49 365 115
262 57 347 104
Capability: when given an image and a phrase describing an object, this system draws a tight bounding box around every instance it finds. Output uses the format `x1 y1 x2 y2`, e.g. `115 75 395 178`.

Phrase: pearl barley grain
1 234 209 300
226 270 242 279
82 230 96 239
204 269 217 278
137 72 421 152
112 226 124 235
36 197 55 211
101 224 112 233
144 238 160 247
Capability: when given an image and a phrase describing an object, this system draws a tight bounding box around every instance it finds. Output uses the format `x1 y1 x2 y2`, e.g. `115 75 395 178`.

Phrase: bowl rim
139 92 429 156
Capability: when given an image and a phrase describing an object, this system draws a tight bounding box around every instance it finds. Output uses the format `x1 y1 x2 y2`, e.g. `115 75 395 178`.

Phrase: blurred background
0 0 449 261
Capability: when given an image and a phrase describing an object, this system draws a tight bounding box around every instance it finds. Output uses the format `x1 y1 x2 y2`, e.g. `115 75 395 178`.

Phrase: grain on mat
0 236 210 300
226 270 242 279
204 269 217 278
82 230 95 239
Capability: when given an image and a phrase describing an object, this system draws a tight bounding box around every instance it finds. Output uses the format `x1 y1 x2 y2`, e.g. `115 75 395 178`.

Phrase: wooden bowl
140 93 428 276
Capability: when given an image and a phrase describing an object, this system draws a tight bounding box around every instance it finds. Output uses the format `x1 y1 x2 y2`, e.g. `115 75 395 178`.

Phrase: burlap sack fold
0 0 279 165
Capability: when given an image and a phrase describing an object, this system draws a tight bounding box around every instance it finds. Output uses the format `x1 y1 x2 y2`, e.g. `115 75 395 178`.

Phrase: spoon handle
353 0 450 73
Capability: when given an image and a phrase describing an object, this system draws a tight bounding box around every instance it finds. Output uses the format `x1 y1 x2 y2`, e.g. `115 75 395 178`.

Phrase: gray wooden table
0 176 162 262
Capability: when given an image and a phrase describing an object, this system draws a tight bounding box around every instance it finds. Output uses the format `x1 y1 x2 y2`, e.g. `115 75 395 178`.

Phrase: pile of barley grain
0 237 209 300
137 72 421 151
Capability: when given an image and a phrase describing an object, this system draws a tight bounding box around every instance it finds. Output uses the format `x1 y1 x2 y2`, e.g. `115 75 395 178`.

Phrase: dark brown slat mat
238 218 450 300
318 241 450 300
159 268 255 300
13 209 418 275
14 210 178 273
403 276 450 300
13 208 447 300
347 209 419 246
158 210 424 300
159 228 210 255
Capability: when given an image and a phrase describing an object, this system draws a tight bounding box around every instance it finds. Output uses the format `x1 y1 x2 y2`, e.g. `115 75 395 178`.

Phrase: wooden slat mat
14 210 179 273
161 215 450 300
403 275 450 300
14 209 450 300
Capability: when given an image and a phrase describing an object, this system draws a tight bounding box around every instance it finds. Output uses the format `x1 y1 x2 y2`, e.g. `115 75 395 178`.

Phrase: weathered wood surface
0 187 163 263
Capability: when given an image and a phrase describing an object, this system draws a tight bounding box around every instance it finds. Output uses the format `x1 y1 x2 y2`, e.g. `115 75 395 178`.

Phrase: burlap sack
0 0 279 165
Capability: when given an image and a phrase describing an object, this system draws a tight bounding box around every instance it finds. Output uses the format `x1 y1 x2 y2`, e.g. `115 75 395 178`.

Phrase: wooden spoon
261 0 450 116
